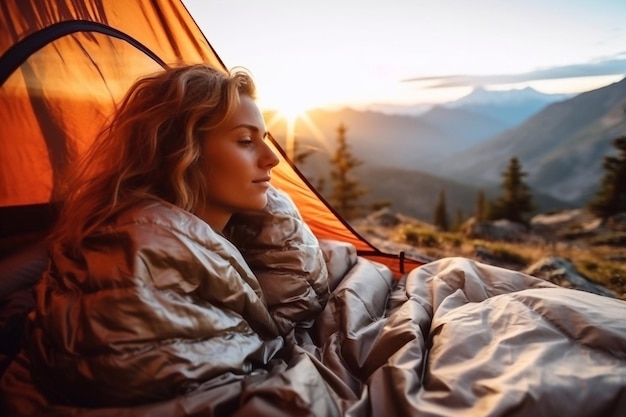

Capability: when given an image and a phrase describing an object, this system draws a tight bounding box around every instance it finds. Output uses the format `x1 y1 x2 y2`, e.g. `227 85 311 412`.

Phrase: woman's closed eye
238 137 253 146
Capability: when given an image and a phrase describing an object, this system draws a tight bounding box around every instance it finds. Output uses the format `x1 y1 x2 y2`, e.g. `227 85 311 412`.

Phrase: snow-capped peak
446 86 570 107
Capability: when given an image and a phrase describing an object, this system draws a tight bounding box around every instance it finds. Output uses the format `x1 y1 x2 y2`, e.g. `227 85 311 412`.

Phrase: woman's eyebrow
231 123 260 132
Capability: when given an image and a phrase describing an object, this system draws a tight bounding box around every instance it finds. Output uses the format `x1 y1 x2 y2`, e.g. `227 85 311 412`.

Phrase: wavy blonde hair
52 63 256 250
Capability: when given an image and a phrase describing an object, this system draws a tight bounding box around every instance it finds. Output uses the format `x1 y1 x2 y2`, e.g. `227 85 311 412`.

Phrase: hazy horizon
269 80 623 116
182 0 626 114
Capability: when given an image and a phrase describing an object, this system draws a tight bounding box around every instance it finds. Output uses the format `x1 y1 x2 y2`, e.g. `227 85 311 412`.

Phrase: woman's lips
252 177 271 187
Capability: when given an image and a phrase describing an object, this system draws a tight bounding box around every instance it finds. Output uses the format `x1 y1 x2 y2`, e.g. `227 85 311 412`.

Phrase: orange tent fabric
0 0 222 207
0 0 423 275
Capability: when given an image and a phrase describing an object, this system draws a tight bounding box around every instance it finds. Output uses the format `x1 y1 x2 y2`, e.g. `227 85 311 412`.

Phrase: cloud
402 53 626 88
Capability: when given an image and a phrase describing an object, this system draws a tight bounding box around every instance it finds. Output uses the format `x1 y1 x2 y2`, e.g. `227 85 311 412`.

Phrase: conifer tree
488 157 534 224
328 124 367 220
589 136 626 218
433 189 449 231
315 177 326 194
453 208 464 231
475 189 487 221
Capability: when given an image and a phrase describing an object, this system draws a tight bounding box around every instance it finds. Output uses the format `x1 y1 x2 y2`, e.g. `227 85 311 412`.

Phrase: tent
0 0 423 276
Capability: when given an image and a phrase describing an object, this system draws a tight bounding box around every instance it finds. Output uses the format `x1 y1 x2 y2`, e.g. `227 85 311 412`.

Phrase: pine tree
315 176 326 194
433 189 449 231
475 189 487 221
453 208 464 231
488 157 534 224
589 136 626 218
328 124 367 220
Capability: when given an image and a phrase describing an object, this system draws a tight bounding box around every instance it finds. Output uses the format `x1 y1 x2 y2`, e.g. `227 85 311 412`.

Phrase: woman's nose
262 141 280 169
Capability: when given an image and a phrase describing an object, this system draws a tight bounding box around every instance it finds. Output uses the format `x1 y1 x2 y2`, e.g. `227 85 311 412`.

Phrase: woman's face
197 94 279 230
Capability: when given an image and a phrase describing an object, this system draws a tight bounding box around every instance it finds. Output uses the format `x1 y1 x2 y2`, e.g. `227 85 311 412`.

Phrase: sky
182 0 626 114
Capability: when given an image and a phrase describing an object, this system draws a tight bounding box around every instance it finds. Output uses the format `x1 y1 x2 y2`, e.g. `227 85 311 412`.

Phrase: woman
4 64 626 417
1 63 329 408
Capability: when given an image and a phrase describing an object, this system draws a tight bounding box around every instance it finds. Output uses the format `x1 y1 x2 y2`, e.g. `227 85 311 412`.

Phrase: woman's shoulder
113 199 193 227
110 200 221 246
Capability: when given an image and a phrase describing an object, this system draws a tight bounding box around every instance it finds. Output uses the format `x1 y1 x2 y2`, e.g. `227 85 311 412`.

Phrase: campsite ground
352 209 626 300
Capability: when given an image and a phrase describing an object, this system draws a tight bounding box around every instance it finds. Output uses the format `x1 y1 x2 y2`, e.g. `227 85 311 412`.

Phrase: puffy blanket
1 195 626 416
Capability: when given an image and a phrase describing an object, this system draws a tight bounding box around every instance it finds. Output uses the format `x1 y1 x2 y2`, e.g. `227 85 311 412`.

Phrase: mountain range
436 78 626 205
267 79 626 221
444 86 572 126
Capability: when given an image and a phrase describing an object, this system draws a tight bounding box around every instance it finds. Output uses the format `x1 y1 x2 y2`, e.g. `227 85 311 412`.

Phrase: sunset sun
261 85 313 124
260 84 321 161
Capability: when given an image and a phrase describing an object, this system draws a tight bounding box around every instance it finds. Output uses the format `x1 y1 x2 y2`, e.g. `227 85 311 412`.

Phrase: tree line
432 133 626 231
294 122 626 228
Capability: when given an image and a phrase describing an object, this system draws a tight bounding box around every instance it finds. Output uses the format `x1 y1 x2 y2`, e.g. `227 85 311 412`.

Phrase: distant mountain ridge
444 86 573 126
269 86 567 167
448 86 570 107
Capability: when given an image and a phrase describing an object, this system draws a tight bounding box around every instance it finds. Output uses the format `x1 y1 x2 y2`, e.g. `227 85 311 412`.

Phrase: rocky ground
351 208 626 300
